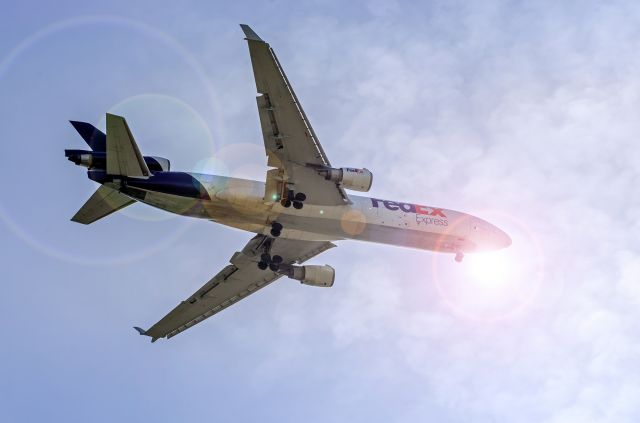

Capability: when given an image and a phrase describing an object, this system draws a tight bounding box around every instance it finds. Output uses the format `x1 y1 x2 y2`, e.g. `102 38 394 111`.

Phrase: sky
1 0 640 422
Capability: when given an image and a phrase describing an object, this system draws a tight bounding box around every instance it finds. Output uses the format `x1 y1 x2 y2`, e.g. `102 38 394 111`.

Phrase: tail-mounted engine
65 150 170 173
318 167 373 192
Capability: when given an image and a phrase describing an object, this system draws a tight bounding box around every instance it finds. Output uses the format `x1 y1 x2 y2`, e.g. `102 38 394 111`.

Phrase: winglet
133 326 147 335
133 327 160 343
240 24 264 42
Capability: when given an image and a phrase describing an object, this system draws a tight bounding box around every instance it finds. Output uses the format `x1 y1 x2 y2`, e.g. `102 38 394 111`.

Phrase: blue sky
2 1 640 422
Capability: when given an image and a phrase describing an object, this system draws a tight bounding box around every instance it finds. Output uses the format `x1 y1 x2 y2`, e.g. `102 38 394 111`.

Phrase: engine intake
321 167 373 192
145 156 171 172
284 265 335 287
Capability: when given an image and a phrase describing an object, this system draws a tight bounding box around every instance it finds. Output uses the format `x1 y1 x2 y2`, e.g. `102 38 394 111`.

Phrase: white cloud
4 1 640 421
257 2 640 421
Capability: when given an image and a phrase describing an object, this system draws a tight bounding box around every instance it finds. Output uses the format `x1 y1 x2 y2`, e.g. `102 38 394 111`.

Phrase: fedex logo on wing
370 198 447 217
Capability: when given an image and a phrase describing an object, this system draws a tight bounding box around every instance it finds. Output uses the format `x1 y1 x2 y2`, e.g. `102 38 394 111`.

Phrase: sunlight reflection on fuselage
431 211 546 322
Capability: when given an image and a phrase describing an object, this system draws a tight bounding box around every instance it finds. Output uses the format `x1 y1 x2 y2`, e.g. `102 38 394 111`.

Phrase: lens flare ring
0 15 221 265
431 210 546 322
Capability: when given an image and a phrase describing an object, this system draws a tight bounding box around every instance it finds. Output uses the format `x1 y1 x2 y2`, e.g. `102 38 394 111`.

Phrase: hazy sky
2 1 640 422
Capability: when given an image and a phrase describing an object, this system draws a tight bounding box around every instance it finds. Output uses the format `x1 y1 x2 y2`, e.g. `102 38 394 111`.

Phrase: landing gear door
263 168 283 203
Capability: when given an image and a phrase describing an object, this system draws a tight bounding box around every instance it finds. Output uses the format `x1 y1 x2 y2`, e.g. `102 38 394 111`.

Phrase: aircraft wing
135 235 335 341
240 24 350 206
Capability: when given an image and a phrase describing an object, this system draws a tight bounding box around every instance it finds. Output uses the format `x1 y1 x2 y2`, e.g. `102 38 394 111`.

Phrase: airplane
65 24 511 342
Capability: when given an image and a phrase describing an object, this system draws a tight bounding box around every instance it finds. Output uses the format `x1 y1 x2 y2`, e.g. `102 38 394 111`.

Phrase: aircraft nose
469 218 512 251
494 226 512 249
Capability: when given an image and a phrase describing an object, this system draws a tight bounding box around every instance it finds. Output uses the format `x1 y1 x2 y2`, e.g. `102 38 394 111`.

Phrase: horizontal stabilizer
70 121 106 151
71 185 135 225
106 113 151 177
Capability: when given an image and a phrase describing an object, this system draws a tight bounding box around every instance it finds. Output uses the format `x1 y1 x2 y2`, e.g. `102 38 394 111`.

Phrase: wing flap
71 185 135 225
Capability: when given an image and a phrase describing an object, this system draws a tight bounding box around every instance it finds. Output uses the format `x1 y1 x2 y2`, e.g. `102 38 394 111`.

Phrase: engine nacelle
288 265 335 287
322 167 373 192
65 150 170 172
145 156 171 172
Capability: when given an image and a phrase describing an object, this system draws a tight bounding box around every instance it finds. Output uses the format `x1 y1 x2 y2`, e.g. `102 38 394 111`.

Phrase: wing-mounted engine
281 264 335 287
317 167 373 192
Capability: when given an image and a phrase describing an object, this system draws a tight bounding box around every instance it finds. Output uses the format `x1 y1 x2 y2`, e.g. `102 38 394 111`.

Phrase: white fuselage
132 173 511 255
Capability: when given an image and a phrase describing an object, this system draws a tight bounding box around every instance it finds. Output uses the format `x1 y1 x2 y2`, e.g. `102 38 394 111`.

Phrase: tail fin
69 121 106 151
71 185 135 225
105 113 151 177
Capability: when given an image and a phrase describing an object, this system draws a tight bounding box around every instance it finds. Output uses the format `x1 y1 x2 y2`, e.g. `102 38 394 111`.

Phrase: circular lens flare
0 16 219 265
432 210 546 322
466 251 512 290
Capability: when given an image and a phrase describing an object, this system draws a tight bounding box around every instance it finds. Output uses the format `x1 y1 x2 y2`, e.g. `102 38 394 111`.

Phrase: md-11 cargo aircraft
65 25 511 342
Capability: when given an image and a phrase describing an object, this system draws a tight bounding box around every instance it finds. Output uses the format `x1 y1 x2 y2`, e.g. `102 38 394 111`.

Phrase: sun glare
465 251 513 290
432 214 545 321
